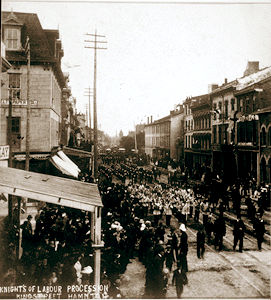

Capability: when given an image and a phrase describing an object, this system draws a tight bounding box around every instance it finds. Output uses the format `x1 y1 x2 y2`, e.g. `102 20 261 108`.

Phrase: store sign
0 145 9 160
238 114 259 122
1 99 38 105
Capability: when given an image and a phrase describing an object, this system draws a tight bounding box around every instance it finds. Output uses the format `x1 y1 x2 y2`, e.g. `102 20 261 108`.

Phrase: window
224 101 228 119
4 27 21 50
245 97 250 114
239 99 244 113
261 127 266 146
231 98 235 111
213 103 217 120
268 127 271 146
224 124 228 144
7 117 21 150
218 102 222 120
218 125 222 144
9 73 21 99
11 117 20 134
213 125 217 144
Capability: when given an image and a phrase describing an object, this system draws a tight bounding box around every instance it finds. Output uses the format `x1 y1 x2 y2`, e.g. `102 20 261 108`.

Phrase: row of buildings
0 11 107 175
144 61 271 186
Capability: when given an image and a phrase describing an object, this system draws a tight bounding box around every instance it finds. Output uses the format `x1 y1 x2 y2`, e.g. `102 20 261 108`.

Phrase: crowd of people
1 156 269 299
98 160 269 298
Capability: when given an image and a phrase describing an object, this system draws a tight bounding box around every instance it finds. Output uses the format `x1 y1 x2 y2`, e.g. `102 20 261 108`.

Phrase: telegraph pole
25 36 31 171
85 31 107 180
8 93 13 222
84 87 93 141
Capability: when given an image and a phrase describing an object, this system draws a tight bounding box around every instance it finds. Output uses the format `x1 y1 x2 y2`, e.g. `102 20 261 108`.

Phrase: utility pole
8 93 13 223
25 36 31 171
85 31 107 180
84 87 93 141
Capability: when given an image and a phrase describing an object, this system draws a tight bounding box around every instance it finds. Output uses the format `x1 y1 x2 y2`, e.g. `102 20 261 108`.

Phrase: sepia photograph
0 0 270 299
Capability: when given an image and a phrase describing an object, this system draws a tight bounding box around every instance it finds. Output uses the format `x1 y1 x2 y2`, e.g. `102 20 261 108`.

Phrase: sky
2 0 271 136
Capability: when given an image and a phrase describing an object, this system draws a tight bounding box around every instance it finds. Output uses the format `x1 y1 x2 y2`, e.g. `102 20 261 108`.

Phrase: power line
84 30 107 180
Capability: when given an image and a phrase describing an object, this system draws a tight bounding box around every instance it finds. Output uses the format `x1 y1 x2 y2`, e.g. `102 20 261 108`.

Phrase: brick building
210 79 238 182
184 94 211 175
234 66 271 184
0 11 65 168
190 94 212 174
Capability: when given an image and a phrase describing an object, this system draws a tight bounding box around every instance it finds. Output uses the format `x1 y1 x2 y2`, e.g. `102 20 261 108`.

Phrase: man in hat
197 225 205 259
205 213 213 243
233 216 246 252
20 215 33 261
214 214 226 251
172 261 188 298
178 223 188 273
253 213 265 251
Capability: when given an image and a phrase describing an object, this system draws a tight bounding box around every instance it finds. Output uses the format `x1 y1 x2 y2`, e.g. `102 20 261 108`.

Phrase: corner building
0 11 65 166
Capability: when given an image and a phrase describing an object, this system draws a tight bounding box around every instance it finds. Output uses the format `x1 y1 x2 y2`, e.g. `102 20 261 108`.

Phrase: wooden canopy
0 166 102 212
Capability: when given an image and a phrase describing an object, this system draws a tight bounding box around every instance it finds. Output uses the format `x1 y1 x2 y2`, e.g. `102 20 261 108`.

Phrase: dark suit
233 219 245 252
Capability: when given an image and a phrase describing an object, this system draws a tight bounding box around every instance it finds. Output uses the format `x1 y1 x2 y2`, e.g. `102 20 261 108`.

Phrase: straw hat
179 223 186 232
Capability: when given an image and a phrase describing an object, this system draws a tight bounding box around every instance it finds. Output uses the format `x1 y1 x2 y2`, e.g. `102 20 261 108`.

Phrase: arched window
261 127 266 145
260 157 267 183
268 127 271 146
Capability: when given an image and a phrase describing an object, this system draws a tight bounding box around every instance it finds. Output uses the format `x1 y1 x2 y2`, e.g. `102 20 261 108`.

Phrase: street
119 215 270 298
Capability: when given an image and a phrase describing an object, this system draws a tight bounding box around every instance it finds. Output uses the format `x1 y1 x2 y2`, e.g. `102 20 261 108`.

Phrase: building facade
1 41 12 168
210 79 238 183
234 66 271 184
144 115 170 160
190 94 212 175
1 11 65 163
170 105 184 165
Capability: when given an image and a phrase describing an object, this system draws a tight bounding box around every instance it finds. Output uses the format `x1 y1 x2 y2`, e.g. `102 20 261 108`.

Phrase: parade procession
0 1 271 299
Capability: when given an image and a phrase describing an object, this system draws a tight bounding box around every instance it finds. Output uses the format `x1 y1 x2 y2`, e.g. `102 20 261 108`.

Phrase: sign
238 114 259 122
0 145 9 160
1 99 38 106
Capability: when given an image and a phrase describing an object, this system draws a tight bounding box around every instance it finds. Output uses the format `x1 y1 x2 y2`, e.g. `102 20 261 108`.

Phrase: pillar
91 206 102 297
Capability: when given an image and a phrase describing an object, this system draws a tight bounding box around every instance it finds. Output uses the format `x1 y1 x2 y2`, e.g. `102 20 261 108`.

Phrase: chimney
150 116 153 123
208 84 219 93
243 61 259 77
147 117 149 124
224 78 228 84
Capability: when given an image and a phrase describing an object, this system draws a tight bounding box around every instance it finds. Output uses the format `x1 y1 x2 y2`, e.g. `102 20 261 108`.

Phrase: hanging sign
0 145 9 160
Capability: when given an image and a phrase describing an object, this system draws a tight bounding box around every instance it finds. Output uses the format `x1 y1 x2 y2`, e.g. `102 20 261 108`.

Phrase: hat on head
179 223 186 232
27 215 32 220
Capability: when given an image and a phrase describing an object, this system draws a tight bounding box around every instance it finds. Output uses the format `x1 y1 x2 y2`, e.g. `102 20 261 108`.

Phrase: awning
14 153 50 161
193 132 211 137
0 166 102 212
63 146 92 158
50 150 81 178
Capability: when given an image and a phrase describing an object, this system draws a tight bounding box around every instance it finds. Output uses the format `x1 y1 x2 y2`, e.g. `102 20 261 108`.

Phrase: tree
119 136 134 153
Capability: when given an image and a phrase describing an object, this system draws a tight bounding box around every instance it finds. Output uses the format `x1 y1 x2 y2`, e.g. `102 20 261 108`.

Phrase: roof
236 67 271 91
0 166 102 212
210 79 238 95
2 11 65 87
2 11 54 62
253 106 271 115
145 115 171 126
